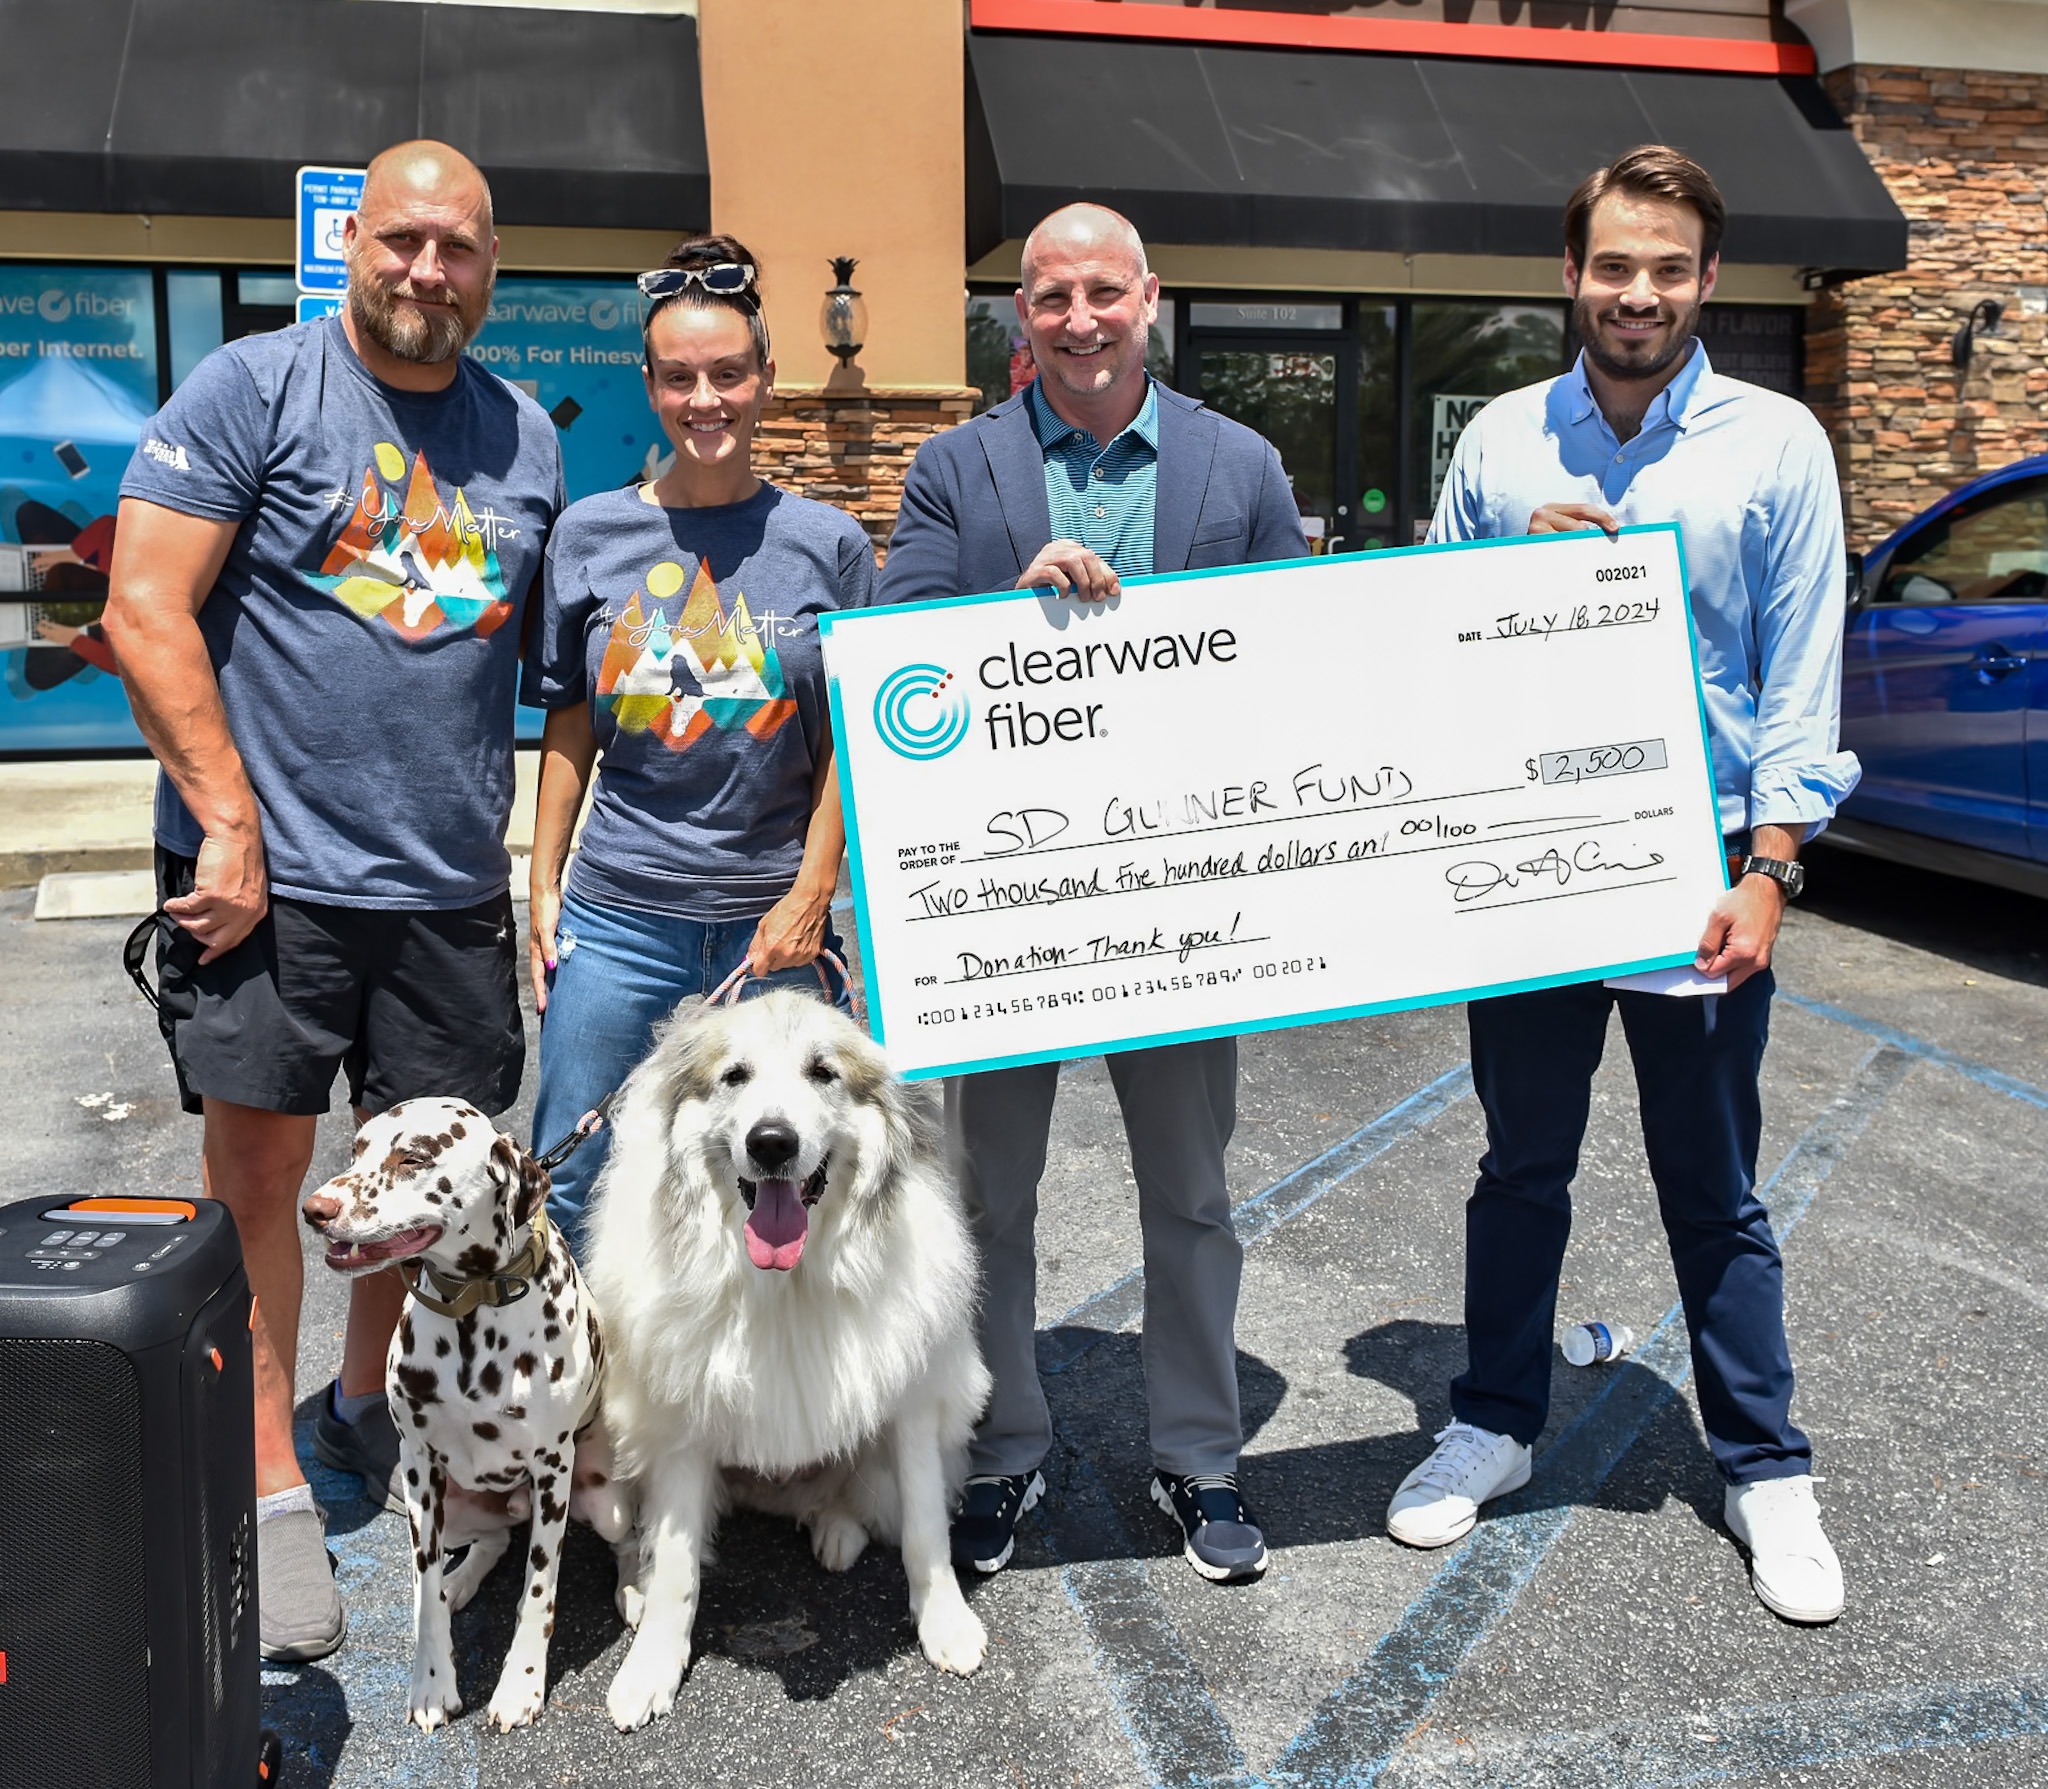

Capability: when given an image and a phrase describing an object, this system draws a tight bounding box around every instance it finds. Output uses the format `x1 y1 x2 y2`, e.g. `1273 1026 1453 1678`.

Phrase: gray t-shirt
528 483 874 920
120 315 563 908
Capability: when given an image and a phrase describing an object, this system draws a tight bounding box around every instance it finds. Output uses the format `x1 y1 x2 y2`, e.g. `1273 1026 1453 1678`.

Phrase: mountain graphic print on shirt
311 444 515 642
596 557 798 750
528 482 876 922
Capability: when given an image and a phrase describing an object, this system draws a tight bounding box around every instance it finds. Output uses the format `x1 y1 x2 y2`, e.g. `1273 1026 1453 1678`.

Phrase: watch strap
1739 855 1804 898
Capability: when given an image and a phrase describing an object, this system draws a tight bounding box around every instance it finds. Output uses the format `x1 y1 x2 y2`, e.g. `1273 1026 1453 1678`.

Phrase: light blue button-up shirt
1028 376 1160 578
1430 343 1859 836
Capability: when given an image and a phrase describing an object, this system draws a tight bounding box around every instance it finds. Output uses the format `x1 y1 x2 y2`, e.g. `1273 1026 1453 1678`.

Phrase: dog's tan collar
401 1204 554 1320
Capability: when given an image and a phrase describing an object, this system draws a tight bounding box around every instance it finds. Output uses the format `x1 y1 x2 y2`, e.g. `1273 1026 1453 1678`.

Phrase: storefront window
966 293 1174 415
1410 301 1567 539
1197 345 1338 539
0 265 158 749
469 278 658 503
1355 304 1397 550
166 269 224 387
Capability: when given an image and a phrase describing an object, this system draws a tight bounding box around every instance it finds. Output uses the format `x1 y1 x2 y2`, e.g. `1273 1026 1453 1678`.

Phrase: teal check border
820 522 1729 1082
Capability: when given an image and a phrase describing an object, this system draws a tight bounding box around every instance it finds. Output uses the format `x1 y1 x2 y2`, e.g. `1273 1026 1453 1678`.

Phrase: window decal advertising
468 280 664 501
0 267 157 750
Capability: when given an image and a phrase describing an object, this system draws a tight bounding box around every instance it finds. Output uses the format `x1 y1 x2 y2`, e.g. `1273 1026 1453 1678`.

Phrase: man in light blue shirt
1387 146 1857 1628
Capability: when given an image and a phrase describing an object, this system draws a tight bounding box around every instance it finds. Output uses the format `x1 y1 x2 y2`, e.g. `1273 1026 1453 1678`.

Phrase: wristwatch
1739 855 1805 900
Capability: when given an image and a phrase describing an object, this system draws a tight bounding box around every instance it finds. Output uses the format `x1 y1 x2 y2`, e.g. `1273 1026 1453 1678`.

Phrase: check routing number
821 525 1726 1081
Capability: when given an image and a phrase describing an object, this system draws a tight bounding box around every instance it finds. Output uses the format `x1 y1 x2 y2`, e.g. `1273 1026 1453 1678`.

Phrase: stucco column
696 0 965 390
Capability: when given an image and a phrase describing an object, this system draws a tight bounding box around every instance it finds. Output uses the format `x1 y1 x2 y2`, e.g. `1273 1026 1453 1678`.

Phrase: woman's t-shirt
527 483 875 920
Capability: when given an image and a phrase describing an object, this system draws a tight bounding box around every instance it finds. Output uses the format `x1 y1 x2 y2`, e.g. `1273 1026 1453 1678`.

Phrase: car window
1877 476 2048 605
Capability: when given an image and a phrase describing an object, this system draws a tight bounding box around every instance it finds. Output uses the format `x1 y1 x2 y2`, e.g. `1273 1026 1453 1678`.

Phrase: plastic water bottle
1562 1320 1635 1367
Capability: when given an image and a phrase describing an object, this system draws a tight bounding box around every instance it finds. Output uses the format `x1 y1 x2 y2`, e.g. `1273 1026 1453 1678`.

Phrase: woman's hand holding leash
529 877 563 1013
747 879 831 977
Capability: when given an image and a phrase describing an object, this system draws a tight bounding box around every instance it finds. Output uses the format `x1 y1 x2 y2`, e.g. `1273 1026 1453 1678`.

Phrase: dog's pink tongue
744 1179 809 1271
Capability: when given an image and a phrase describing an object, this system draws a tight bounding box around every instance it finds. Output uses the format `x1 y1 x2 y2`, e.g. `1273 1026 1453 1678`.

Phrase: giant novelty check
821 524 1726 1080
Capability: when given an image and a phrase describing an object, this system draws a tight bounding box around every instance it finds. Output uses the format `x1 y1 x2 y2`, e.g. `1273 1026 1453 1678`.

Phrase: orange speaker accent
67 1198 199 1220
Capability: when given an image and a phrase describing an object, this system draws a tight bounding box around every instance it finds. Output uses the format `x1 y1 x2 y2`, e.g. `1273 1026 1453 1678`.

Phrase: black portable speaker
0 1194 275 1788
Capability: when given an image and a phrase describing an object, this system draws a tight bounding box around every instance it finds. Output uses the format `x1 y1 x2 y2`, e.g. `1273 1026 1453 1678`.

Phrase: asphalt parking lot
6 847 2046 1789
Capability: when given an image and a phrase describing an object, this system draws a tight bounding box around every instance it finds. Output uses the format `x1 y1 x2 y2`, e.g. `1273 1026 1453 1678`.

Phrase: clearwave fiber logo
874 663 969 760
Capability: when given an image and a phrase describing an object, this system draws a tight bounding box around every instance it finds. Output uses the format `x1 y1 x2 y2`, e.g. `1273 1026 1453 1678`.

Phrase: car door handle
1974 644 2027 679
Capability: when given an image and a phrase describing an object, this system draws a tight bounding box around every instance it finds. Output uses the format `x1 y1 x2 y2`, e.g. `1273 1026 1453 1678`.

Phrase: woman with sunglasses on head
524 234 874 1254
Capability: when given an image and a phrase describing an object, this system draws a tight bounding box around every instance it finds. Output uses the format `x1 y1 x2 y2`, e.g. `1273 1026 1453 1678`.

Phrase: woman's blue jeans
532 887 850 1257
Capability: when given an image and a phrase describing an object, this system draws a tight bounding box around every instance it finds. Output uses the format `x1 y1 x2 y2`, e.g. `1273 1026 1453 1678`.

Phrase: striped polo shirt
1027 375 1160 578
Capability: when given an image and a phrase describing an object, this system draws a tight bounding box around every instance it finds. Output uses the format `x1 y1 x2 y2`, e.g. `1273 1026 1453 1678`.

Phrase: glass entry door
1189 334 1350 552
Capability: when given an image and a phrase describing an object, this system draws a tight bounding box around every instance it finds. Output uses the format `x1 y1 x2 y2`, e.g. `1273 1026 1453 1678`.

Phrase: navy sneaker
311 1382 406 1515
951 1469 1045 1574
1151 1472 1268 1582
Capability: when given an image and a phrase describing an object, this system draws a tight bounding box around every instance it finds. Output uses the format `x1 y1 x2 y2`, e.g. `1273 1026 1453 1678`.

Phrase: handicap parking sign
296 293 344 324
297 166 365 292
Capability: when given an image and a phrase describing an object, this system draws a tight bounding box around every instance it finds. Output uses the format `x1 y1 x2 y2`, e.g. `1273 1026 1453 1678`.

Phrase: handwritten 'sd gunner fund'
823 525 1725 1079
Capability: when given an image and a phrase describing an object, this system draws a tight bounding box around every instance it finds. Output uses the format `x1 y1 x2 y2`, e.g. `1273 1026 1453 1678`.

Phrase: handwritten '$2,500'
820 524 1726 1080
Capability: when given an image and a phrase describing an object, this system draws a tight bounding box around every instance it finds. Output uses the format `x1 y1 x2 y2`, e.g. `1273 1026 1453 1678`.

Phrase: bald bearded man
106 140 563 1660
880 204 1306 1583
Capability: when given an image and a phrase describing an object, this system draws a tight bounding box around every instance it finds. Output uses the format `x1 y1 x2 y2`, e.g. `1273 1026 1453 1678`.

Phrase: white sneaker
1724 1475 1844 1624
1386 1421 1532 1548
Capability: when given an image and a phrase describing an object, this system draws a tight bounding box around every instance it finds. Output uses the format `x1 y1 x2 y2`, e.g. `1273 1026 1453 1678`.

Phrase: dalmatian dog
303 1098 637 1733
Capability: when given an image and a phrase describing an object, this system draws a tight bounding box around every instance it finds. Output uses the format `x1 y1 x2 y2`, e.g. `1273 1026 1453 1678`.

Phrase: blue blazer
876 382 1309 605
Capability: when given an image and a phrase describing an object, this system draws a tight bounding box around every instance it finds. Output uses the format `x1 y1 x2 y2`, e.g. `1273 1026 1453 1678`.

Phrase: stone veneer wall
753 384 979 555
1807 66 2048 548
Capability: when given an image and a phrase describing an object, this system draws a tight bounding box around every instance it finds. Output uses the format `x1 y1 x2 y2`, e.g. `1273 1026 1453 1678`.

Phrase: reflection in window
237 272 299 309
1881 478 2048 606
1355 304 1396 548
1197 347 1336 530
167 270 224 388
1411 302 1566 538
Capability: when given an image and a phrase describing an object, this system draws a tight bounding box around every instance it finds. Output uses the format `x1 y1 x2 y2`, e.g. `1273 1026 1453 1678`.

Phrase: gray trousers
947 1036 1243 1480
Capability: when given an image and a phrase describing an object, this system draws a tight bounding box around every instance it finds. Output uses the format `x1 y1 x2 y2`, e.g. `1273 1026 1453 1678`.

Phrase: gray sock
258 1482 316 1522
330 1385 384 1426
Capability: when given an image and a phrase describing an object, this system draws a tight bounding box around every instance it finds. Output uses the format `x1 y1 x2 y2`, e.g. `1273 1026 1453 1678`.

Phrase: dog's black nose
746 1119 800 1172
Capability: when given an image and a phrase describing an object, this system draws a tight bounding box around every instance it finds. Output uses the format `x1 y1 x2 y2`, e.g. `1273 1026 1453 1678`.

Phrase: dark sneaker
1151 1472 1268 1582
951 1470 1045 1574
311 1382 406 1514
258 1505 347 1663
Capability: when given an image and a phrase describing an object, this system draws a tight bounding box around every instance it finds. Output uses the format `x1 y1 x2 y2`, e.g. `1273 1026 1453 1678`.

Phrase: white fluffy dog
584 989 991 1732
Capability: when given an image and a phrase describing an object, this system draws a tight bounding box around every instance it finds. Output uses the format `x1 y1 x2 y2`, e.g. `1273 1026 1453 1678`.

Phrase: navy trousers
1451 970 1812 1485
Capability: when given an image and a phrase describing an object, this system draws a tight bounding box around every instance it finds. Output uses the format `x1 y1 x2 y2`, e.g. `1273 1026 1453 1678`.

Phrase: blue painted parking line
1270 1044 1917 1789
1039 1445 1259 1789
266 1423 482 1788
1036 1063 1474 1789
1378 1673 2048 1786
1039 1064 1475 1380
1779 989 2048 1110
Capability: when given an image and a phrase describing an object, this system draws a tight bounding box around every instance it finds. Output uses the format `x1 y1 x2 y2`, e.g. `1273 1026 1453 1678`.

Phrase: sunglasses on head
637 263 757 301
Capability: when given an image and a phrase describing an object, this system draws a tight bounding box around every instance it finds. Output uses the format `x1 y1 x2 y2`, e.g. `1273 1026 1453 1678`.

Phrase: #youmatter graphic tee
527 482 875 921
120 314 564 908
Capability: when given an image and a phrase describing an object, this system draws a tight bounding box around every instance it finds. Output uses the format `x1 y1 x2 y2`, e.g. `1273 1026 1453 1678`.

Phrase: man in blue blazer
878 203 1307 1582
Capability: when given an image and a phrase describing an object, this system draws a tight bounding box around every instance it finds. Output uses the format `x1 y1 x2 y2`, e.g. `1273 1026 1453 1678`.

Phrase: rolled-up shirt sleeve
1748 420 1861 831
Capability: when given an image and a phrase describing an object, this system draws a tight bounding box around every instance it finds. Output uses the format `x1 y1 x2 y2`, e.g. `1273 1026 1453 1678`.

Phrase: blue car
1830 454 2048 897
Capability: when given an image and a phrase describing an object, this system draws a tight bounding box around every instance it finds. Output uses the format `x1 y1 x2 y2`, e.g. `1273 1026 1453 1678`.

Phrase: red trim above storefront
968 0 1817 78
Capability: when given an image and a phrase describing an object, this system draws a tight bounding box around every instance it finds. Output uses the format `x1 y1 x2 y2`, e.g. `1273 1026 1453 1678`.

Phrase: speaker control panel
0 1203 197 1292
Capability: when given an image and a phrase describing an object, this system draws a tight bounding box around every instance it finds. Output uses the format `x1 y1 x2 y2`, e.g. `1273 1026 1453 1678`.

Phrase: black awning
967 30 1907 276
0 0 709 232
